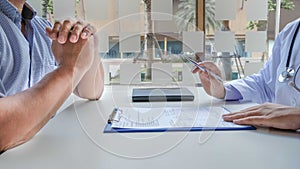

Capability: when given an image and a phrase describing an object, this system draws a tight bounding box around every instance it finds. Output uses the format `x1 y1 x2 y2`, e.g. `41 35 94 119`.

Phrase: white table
1 85 299 169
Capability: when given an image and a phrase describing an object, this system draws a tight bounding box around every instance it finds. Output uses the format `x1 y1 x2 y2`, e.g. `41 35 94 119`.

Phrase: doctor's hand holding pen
191 61 226 99
190 60 300 131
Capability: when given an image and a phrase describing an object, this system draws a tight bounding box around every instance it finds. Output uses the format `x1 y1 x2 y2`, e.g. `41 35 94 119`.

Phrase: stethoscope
278 21 300 92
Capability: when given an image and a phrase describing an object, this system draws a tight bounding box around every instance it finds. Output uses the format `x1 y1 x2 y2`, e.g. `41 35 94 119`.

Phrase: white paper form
111 107 246 129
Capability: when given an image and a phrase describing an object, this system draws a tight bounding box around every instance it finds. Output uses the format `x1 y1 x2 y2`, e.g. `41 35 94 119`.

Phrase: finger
199 62 217 71
191 63 199 73
190 62 207 75
58 20 75 44
239 104 264 112
45 27 52 37
47 21 62 40
233 116 267 127
198 71 212 94
81 24 96 39
223 104 263 118
207 72 222 83
69 22 84 43
199 70 210 81
235 111 300 130
223 111 260 122
191 65 204 73
199 62 222 76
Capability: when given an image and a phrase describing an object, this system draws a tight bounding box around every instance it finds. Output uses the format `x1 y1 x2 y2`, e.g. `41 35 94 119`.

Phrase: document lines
104 106 255 133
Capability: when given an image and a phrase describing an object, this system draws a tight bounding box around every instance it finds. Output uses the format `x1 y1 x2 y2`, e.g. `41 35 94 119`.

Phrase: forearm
286 107 300 130
74 57 104 100
224 103 300 130
0 67 78 151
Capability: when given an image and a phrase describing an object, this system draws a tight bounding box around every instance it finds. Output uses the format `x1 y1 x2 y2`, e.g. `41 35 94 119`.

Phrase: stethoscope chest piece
278 67 295 83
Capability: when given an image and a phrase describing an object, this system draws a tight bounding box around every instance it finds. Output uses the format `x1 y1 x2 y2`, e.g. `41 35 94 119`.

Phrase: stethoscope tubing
279 21 300 81
278 21 300 92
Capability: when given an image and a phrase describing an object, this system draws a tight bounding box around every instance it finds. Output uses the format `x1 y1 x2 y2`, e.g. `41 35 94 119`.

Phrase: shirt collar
0 0 36 25
22 3 37 20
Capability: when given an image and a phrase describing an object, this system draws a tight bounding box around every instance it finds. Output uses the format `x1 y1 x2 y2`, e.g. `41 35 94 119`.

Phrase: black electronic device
132 87 194 102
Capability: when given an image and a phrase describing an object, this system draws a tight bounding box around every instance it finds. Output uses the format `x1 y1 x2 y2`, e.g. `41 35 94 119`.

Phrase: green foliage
247 0 295 30
41 0 81 19
246 21 264 30
41 0 53 18
268 0 295 11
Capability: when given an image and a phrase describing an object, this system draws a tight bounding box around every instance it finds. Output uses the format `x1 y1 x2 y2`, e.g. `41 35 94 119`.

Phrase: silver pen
186 57 223 82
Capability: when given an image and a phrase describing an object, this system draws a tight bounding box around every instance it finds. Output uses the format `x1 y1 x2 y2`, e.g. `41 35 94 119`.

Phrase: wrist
218 86 226 99
56 66 85 90
210 82 225 99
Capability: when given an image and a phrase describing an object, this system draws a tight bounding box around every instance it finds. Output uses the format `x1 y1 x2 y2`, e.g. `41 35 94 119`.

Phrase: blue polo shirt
0 0 56 97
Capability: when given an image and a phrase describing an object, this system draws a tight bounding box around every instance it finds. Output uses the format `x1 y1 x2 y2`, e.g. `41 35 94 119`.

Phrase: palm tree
175 0 196 31
142 0 155 80
134 0 165 80
175 0 221 32
205 0 221 32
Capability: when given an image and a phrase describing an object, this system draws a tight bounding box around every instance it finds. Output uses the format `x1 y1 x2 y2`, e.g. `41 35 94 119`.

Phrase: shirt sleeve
0 78 6 98
224 83 243 101
224 30 284 103
0 26 7 97
226 19 300 104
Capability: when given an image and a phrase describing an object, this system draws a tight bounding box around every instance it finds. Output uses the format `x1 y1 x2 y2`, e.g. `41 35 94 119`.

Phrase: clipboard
104 107 255 133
